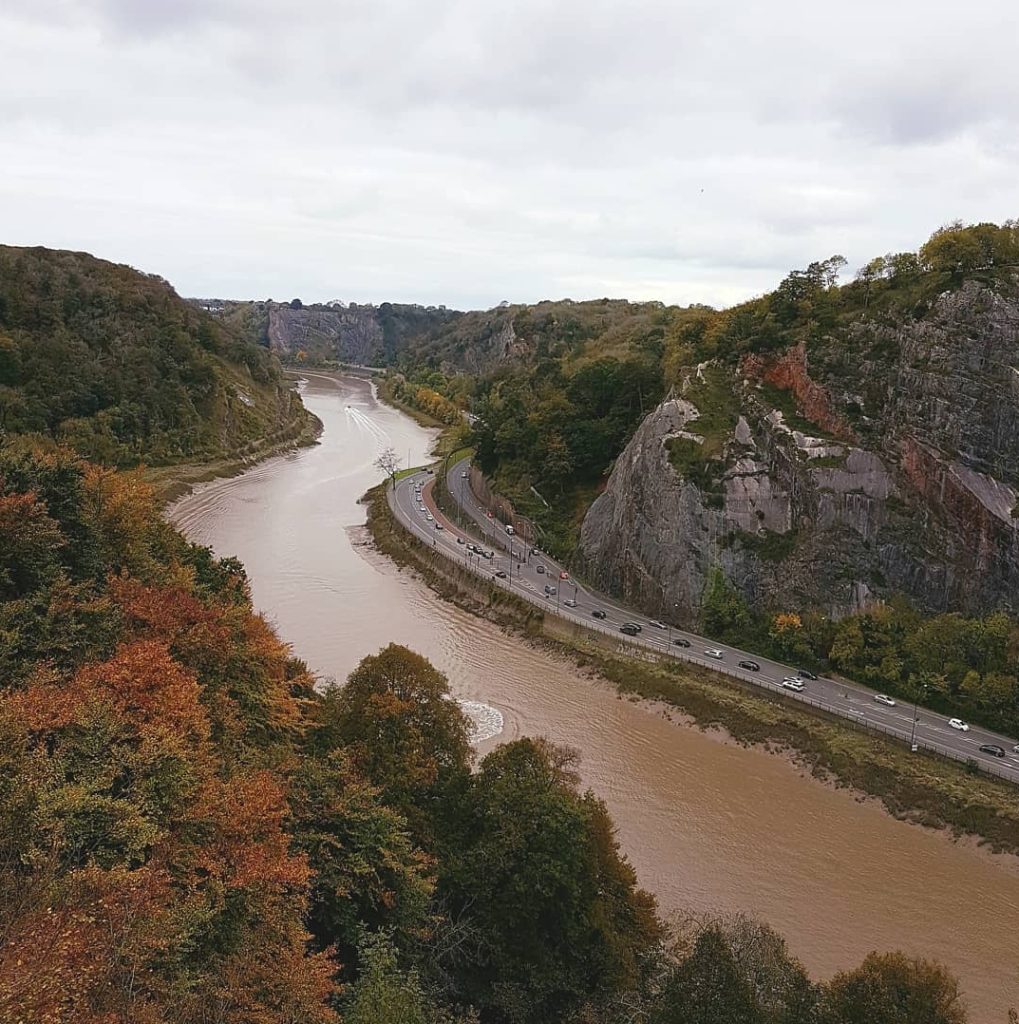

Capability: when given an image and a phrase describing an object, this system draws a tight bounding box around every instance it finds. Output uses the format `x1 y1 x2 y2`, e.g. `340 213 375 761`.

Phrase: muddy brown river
171 373 1019 1021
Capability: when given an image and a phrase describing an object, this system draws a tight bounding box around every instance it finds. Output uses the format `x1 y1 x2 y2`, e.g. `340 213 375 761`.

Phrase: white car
948 718 970 732
704 648 724 660
563 598 577 608
649 620 666 629
781 677 805 692
461 471 468 478
426 513 434 522
873 694 897 707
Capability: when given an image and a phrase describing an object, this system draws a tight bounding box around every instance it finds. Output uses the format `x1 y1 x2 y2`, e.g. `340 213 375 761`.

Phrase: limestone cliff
580 280 1019 622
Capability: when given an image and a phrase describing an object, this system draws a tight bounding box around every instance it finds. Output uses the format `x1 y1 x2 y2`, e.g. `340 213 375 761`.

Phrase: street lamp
909 683 929 752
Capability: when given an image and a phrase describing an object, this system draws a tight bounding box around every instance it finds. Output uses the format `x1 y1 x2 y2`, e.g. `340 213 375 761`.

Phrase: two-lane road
390 460 1019 783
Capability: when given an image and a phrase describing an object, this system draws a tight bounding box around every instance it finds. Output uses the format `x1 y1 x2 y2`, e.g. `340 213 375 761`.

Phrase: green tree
701 567 752 640
819 952 965 1024
441 739 662 1024
307 644 472 846
343 931 467 1024
290 750 435 965
651 928 760 1024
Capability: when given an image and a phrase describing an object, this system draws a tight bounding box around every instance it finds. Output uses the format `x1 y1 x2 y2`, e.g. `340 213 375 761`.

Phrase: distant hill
0 246 315 467
202 298 462 367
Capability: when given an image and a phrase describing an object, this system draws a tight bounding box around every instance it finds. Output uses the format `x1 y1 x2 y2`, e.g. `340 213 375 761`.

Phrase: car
704 648 723 659
797 668 818 680
649 620 666 629
547 587 557 596
494 570 507 579
739 660 760 671
1013 744 1019 754
457 537 465 544
563 598 577 607
673 637 691 648
530 547 539 556
979 743 1006 758
482 550 493 559
948 718 970 732
622 622 642 633
425 513 434 522
873 694 896 707
461 471 468 478
559 570 569 580
591 609 607 619
434 522 443 530
781 677 805 692
536 564 545 574
619 623 640 636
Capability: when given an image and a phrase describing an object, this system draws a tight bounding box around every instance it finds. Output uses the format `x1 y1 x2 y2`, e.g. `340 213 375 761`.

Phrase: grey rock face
581 281 1019 623
268 304 384 364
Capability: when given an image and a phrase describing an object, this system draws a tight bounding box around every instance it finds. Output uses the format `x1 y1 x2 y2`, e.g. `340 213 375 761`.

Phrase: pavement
389 457 1019 784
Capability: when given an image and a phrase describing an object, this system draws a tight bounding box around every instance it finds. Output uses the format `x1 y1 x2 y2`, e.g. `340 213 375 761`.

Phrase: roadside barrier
390 485 1016 785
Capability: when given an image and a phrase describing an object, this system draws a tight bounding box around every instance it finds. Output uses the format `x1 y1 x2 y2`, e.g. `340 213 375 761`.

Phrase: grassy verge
367 482 1019 855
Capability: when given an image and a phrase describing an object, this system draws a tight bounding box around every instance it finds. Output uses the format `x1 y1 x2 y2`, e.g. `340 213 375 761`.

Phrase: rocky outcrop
267 304 385 364
581 281 1019 622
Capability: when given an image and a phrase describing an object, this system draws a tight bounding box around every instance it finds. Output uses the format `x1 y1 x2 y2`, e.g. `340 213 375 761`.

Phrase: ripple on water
458 700 505 744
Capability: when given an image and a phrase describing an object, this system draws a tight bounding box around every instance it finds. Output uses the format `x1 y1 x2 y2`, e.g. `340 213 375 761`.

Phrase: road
390 458 1019 784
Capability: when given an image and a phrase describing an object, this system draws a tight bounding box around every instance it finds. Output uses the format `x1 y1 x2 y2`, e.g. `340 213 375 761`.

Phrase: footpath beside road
389 462 1019 788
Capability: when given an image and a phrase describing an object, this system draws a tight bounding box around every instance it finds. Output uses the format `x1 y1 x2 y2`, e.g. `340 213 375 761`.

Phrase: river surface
172 373 1019 1021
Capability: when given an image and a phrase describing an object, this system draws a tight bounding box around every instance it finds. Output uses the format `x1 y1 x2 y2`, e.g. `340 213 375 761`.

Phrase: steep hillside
0 246 314 467
580 222 1019 623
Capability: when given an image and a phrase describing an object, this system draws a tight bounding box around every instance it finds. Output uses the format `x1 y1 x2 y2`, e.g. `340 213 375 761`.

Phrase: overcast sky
2 1 1016 310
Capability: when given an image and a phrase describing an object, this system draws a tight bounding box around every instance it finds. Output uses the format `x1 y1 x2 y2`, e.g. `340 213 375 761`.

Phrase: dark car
979 744 1006 758
739 660 761 671
797 668 818 680
619 623 640 636
536 564 545 574
591 609 607 619
673 637 691 648
622 622 642 633
494 570 507 578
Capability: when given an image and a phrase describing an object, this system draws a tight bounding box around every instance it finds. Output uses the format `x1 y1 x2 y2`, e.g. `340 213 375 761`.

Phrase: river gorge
170 373 1019 1022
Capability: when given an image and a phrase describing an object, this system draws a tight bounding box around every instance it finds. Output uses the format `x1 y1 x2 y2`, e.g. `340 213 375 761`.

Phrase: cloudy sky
2 1 1016 310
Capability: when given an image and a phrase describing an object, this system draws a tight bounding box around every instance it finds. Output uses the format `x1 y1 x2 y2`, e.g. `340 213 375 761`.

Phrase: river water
171 373 1019 1021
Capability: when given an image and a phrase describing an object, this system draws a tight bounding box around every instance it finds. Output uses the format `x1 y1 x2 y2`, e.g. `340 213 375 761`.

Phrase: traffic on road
391 458 1019 783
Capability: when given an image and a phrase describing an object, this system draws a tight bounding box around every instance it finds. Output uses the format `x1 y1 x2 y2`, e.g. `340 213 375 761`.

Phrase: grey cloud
1 0 1016 309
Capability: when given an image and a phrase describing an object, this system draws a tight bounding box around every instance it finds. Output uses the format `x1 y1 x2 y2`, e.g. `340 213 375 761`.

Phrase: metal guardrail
391 486 1018 786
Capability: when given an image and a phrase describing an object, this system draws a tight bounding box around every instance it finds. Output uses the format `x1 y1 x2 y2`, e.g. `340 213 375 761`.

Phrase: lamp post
667 602 679 644
909 683 928 752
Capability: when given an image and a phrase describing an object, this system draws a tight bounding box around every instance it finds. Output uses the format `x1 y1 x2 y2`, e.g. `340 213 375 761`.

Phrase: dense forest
0 246 313 467
0 439 976 1022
